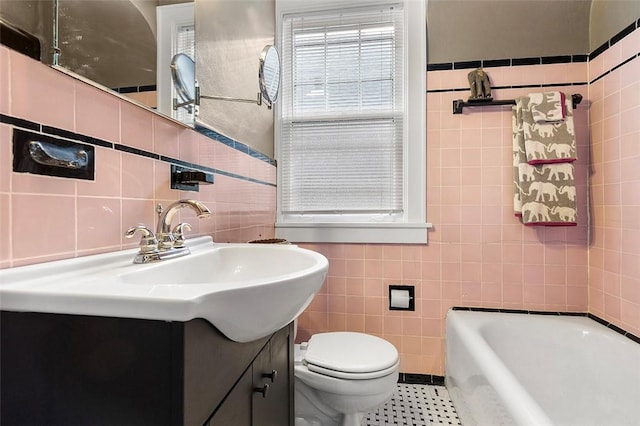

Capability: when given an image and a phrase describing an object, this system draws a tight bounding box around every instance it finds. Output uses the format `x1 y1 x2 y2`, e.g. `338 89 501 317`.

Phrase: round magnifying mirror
170 53 196 104
259 45 280 107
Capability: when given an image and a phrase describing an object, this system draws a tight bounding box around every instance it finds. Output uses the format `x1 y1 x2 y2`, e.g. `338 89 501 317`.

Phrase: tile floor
364 384 461 426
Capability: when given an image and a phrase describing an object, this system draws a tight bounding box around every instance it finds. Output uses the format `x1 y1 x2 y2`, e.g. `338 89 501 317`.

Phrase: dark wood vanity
0 311 294 426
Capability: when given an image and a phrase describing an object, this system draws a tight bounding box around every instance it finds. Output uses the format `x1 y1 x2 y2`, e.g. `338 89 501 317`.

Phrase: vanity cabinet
0 311 294 426
206 323 292 426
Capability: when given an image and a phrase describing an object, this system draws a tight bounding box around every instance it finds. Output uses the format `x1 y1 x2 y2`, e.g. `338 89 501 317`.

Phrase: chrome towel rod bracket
453 93 583 114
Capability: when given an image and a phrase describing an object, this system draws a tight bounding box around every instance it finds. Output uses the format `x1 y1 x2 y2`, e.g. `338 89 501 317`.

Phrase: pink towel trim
524 222 577 227
527 157 577 165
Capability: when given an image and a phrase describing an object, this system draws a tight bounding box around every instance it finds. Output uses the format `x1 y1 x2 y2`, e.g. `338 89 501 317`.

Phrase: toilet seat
302 332 399 380
305 360 399 380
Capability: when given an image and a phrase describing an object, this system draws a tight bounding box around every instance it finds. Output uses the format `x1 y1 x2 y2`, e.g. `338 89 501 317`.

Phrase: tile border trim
427 54 588 72
590 18 639 61
0 113 276 188
451 306 640 345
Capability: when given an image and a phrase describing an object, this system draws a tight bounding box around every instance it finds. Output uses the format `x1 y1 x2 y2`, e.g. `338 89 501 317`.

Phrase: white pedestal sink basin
0 237 328 342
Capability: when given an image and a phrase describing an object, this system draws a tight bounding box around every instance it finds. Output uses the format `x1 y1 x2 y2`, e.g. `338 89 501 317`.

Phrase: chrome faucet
156 199 211 250
125 199 211 264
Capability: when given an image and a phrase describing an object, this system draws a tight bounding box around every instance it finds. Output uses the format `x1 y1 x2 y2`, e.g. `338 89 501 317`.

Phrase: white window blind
280 5 405 217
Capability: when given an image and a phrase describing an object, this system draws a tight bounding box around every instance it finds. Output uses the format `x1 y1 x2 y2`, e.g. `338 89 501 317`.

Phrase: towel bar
452 93 583 114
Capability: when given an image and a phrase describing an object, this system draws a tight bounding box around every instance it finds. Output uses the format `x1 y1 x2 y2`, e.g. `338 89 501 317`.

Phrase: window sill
275 222 432 244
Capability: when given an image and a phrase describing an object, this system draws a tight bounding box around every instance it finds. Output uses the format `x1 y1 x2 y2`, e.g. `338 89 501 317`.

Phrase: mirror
0 0 193 114
259 45 281 107
171 45 280 111
54 0 160 91
0 0 277 156
170 52 196 112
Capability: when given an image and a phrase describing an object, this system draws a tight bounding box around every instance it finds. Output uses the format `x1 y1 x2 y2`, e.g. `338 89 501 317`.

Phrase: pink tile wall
588 30 640 337
4 29 639 377
0 46 275 268
297 61 591 375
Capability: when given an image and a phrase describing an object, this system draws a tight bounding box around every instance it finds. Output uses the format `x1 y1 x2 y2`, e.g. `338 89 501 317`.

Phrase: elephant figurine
467 68 492 100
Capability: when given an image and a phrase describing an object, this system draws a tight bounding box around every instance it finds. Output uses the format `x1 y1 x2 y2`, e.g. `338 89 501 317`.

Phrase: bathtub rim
449 306 640 345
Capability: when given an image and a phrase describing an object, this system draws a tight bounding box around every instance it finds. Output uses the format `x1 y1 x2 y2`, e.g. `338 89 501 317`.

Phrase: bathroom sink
0 237 328 342
119 244 322 285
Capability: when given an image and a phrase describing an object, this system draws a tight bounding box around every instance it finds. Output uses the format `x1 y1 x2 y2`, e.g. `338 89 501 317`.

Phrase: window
275 0 428 244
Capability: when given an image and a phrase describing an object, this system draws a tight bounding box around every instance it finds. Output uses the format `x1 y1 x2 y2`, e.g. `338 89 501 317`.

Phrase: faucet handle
172 223 192 248
125 225 159 254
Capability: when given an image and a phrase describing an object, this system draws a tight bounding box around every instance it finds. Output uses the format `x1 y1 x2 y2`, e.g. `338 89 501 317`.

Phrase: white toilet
294 331 399 426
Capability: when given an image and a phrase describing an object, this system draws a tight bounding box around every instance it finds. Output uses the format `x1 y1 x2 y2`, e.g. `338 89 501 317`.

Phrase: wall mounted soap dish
171 164 214 191
13 129 95 180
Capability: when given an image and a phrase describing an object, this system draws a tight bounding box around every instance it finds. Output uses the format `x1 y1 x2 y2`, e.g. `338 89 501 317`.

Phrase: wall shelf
452 93 583 114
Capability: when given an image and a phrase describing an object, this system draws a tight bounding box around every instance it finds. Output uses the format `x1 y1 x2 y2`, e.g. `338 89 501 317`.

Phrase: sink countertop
0 236 328 342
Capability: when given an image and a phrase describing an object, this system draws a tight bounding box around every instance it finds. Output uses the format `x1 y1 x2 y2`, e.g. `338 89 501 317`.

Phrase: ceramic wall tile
120 101 153 152
0 194 10 268
153 116 180 159
11 194 75 260
77 146 121 197
10 51 75 130
77 197 121 250
75 81 120 143
2 46 276 267
121 153 154 200
0 46 10 115
589 37 640 334
0 125 11 193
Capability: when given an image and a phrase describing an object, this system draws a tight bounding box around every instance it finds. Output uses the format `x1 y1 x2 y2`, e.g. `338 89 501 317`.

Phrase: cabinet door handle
254 384 270 398
262 369 278 383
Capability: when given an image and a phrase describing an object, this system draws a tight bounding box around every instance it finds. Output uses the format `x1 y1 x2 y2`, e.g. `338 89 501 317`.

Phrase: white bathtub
445 310 640 426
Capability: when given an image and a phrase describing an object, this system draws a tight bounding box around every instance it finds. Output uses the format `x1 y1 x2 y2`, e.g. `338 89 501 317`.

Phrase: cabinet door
0 312 180 426
252 328 291 426
183 319 269 426
208 367 252 426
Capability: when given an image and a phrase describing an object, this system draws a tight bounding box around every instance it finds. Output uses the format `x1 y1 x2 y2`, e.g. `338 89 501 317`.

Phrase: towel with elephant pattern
512 93 577 226
521 93 576 164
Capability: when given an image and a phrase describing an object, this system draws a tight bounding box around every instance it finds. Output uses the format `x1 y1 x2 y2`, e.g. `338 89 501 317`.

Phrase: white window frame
275 0 428 244
157 2 195 124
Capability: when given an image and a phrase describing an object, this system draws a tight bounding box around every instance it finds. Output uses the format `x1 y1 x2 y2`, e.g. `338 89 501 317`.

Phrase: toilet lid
304 332 398 379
